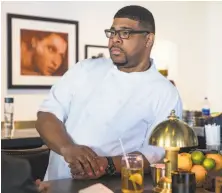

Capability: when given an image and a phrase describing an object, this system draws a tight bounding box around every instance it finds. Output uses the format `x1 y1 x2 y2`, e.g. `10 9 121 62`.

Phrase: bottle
202 97 210 117
4 97 14 138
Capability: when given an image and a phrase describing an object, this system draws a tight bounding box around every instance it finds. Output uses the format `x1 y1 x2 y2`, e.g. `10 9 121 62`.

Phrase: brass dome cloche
149 110 198 148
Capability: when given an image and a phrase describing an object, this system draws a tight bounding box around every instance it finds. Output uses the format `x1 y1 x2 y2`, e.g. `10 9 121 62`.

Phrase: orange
178 153 193 171
180 153 191 158
191 165 207 187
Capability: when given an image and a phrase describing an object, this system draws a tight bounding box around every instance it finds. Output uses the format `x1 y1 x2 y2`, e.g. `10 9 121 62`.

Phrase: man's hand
61 145 105 179
71 157 108 180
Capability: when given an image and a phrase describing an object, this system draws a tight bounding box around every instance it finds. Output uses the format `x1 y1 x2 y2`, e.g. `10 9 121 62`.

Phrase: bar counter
1 128 44 149
1 128 205 149
47 175 207 193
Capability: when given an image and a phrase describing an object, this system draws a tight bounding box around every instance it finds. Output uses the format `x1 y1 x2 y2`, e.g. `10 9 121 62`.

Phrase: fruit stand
178 150 222 191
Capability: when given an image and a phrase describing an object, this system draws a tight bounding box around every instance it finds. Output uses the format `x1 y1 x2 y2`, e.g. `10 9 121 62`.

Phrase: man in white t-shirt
36 5 182 181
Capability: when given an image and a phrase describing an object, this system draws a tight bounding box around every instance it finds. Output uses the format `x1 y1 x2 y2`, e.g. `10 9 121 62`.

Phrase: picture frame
84 44 109 59
7 13 79 89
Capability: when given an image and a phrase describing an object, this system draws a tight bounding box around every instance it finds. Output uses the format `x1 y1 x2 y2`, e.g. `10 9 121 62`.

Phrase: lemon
203 158 216 171
191 151 205 165
211 112 221 117
129 173 143 185
206 154 222 171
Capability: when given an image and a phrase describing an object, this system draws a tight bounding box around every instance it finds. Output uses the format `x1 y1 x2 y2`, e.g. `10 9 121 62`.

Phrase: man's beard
110 53 128 67
113 60 128 67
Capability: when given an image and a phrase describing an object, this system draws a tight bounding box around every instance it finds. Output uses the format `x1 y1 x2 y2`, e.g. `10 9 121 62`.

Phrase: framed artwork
85 45 110 59
7 13 79 89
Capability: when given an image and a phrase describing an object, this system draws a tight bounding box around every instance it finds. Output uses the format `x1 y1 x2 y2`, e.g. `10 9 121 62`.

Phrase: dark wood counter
47 175 207 193
47 175 152 193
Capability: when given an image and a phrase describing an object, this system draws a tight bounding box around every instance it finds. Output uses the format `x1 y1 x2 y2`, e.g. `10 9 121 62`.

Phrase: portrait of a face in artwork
20 29 68 76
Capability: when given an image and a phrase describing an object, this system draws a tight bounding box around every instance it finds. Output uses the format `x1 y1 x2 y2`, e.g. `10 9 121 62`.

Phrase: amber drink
121 154 144 193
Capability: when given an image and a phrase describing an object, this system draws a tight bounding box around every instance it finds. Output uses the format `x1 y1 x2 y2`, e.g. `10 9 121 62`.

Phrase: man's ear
145 33 155 48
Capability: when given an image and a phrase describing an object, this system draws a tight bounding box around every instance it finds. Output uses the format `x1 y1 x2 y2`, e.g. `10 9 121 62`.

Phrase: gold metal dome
149 110 198 148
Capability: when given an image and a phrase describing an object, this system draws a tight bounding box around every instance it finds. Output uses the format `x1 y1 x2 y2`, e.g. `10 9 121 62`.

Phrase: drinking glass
121 154 144 193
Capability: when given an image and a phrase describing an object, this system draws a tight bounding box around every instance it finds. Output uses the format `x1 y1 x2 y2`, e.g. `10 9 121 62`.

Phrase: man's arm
36 112 103 177
36 112 74 155
36 62 83 155
73 152 150 179
36 61 104 177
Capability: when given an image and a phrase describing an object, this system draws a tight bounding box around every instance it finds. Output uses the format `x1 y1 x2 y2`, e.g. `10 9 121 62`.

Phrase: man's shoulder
148 70 175 88
76 57 113 70
148 71 180 99
59 58 113 82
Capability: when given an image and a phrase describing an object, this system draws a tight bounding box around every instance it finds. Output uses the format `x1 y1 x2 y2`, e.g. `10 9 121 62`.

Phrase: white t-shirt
39 58 183 180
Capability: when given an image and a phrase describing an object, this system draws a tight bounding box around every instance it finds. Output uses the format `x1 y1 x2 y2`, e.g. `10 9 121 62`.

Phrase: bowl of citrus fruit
178 150 222 187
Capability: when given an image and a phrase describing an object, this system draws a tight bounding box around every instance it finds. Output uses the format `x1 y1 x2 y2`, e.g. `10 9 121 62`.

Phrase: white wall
1 1 222 121
205 2 222 113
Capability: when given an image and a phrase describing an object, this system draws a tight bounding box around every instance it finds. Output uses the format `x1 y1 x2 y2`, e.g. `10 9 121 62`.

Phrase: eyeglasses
104 29 150 39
